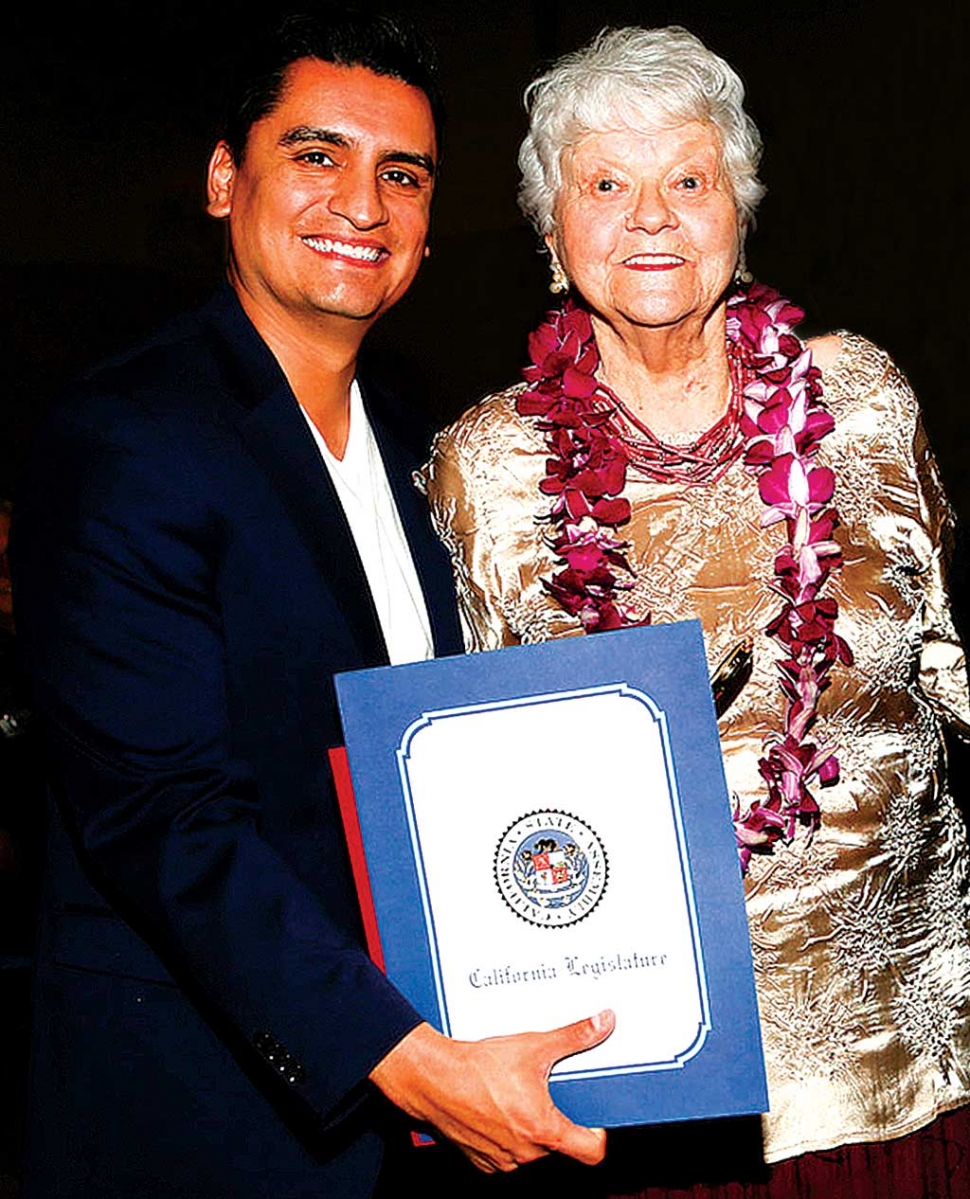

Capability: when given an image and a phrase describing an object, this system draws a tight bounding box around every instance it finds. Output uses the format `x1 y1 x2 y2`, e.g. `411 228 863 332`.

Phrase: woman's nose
626 181 677 234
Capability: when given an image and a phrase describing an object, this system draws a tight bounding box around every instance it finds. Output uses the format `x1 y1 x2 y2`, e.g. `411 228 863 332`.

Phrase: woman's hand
369 1010 615 1173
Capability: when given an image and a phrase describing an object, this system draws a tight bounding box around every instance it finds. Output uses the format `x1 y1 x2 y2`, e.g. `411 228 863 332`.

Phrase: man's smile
300 235 388 264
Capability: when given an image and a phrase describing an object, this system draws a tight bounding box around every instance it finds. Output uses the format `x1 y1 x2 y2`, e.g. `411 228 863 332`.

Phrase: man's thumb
547 1008 615 1065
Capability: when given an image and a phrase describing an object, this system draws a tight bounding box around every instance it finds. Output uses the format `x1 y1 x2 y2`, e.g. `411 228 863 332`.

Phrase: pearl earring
549 257 569 295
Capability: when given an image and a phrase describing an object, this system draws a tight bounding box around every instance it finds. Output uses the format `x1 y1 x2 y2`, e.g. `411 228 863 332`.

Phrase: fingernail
591 1009 614 1033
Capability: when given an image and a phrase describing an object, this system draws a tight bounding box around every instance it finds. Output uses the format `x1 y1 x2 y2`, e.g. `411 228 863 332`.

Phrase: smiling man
10 10 610 1198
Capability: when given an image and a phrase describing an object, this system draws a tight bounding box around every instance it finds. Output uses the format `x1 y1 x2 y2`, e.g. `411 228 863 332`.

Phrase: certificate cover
334 621 767 1128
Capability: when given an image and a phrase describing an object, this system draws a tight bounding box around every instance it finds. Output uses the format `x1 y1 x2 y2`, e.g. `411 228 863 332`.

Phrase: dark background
0 0 967 1191
2 0 968 508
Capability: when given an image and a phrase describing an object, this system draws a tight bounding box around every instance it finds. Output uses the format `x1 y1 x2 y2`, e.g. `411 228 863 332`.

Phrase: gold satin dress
423 332 970 1164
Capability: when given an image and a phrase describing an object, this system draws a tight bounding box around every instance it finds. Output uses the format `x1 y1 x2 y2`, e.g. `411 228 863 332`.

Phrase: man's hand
369 1010 615 1174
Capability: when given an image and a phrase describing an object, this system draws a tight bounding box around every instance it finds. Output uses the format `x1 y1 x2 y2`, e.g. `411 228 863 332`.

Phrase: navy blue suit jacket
11 285 463 1197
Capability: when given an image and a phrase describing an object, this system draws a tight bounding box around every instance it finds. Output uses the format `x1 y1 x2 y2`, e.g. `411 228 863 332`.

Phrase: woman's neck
592 306 732 440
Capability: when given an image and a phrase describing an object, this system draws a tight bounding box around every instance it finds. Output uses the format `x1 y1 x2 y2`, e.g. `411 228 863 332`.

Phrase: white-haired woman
425 25 970 1198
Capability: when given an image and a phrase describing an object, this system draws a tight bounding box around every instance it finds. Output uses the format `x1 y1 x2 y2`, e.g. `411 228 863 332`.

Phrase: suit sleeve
10 387 422 1129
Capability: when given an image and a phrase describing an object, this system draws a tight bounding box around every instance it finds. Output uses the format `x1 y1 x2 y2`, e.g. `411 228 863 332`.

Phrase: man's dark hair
223 8 445 163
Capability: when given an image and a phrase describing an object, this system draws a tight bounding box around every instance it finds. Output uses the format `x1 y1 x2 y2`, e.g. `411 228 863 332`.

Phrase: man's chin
302 294 391 326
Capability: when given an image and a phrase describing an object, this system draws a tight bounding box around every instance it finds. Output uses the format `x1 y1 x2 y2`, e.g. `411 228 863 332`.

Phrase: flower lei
517 282 852 872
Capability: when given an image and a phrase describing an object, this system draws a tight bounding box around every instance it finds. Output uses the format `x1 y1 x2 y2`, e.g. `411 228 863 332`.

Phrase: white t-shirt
300 382 434 666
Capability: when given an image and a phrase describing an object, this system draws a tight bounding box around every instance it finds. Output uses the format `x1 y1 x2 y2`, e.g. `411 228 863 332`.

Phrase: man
11 11 611 1197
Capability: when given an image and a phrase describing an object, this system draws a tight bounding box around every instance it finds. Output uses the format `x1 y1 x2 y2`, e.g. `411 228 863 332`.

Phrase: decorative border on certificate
335 620 768 1127
394 684 711 1081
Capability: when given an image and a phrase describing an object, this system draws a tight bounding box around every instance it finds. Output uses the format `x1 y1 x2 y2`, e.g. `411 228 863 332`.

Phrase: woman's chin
596 301 714 337
582 281 729 338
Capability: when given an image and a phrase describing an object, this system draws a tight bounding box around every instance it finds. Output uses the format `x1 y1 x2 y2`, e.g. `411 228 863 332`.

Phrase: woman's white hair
518 26 766 237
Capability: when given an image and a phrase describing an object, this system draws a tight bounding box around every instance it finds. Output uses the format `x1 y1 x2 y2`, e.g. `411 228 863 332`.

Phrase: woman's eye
595 178 619 193
678 175 703 191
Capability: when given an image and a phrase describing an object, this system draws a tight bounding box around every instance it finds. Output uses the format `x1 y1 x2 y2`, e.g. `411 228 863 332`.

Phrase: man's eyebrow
380 150 436 178
278 126 349 148
277 126 435 177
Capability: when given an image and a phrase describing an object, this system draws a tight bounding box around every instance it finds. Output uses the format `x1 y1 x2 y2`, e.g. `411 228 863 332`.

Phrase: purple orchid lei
517 281 852 872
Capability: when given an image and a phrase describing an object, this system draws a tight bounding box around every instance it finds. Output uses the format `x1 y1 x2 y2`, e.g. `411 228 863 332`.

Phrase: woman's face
550 120 740 339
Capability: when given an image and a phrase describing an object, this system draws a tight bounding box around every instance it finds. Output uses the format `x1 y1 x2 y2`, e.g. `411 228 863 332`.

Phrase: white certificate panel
398 685 709 1079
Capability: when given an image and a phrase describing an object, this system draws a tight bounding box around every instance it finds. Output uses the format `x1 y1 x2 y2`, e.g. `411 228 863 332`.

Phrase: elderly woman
424 25 970 1198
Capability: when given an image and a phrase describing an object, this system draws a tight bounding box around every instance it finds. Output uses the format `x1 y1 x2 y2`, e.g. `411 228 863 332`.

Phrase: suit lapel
238 399 390 664
202 287 388 666
364 385 463 659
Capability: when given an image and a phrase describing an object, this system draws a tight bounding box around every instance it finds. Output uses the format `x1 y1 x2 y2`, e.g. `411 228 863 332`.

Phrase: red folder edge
329 745 386 972
329 745 434 1148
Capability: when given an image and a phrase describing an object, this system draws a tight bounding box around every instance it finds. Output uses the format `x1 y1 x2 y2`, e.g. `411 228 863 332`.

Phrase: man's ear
206 141 236 218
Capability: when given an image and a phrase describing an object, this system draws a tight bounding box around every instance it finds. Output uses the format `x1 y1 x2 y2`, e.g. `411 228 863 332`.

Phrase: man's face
207 59 437 331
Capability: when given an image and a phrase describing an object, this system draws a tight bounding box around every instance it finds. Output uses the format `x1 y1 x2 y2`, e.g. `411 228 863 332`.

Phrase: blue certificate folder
334 620 767 1128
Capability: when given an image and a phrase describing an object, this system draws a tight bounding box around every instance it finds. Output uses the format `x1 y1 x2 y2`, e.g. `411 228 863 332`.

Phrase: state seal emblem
494 810 608 927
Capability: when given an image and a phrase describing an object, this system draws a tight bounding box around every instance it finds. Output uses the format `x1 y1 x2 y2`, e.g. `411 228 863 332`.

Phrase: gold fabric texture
424 333 970 1163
